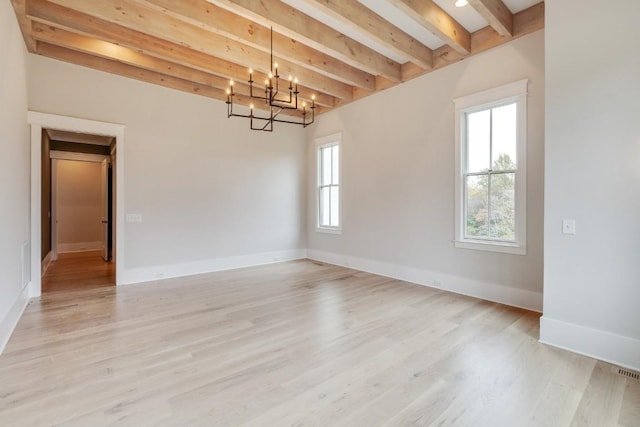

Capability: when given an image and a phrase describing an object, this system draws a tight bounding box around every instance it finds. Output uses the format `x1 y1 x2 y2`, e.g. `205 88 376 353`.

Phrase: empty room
1 0 639 425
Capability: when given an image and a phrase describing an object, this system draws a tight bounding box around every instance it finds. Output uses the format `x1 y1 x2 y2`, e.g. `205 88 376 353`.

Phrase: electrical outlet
433 279 442 287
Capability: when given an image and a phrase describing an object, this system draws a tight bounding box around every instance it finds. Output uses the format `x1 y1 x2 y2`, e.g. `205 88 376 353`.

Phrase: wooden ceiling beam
27 0 340 105
388 0 471 54
37 42 228 102
31 22 313 110
132 0 375 90
11 0 545 118
209 0 402 82
31 23 230 90
292 0 433 70
36 42 318 117
401 3 543 80
44 0 354 99
468 0 513 37
471 2 543 52
512 2 545 36
10 0 36 52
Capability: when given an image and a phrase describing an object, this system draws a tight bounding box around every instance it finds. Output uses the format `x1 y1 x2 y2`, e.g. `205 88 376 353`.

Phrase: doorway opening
29 112 126 298
41 129 116 293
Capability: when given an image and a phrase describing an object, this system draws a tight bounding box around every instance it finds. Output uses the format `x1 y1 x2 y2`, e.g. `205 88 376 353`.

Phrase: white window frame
453 79 528 255
315 133 342 234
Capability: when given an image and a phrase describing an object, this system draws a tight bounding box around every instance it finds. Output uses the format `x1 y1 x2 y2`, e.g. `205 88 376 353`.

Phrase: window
316 133 341 232
454 80 527 255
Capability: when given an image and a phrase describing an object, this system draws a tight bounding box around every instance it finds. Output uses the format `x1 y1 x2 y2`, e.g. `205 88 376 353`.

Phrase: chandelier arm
249 94 271 102
271 111 315 127
227 93 311 118
228 112 252 119
248 82 269 102
251 106 274 131
251 118 273 132
269 102 298 110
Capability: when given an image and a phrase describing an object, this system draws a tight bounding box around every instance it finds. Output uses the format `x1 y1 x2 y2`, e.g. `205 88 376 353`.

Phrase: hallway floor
42 250 115 293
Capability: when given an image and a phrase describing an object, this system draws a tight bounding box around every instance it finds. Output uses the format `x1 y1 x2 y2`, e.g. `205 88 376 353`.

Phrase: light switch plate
562 219 576 235
126 213 143 223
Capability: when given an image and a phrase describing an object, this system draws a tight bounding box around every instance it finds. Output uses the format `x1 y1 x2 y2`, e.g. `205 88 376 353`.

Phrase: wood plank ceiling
11 0 544 117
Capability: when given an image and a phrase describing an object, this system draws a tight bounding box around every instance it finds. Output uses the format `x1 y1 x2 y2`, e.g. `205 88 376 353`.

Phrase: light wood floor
42 250 115 293
0 260 638 426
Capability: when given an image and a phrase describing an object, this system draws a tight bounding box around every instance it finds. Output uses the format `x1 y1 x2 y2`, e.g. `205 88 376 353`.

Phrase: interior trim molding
121 249 308 285
41 251 52 276
0 284 30 355
28 111 126 296
57 242 103 254
540 316 640 372
49 150 108 163
307 249 543 312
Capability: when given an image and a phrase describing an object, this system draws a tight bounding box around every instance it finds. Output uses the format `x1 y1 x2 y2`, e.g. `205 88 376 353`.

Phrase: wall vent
21 240 31 289
618 368 640 381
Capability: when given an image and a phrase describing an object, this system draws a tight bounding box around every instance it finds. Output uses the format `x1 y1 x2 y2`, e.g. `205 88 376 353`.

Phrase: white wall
56 159 103 251
0 1 30 351
28 55 307 283
307 31 545 311
541 0 640 370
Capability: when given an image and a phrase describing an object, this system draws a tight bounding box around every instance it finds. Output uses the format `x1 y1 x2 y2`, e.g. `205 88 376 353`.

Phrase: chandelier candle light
226 27 316 131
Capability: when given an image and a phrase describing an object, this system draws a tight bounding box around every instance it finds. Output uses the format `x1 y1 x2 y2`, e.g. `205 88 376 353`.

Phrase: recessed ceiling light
455 0 468 7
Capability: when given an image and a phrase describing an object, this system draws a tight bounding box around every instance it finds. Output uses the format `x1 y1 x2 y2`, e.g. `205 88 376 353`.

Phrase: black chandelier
226 28 316 132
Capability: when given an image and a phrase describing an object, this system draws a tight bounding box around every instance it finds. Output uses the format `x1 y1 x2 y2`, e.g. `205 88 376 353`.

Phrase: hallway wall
0 0 30 351
56 159 103 253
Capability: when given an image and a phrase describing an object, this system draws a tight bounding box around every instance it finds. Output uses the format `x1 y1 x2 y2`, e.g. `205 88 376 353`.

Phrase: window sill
316 227 342 235
454 239 526 255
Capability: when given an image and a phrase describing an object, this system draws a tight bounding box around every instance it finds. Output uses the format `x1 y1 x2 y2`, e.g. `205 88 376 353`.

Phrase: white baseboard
0 284 30 355
5 247 543 354
41 251 52 276
540 316 640 372
121 249 308 285
307 250 543 312
57 241 103 253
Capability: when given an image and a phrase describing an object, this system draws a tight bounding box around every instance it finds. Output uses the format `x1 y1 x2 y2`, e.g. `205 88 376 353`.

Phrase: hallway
42 251 115 293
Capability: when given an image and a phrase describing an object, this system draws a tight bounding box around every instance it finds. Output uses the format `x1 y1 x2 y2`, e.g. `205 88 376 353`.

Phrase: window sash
464 102 517 174
463 170 516 243
318 183 339 228
463 102 518 243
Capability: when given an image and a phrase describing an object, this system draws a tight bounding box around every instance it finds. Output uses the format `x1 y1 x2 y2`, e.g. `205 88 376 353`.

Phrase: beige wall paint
28 54 307 272
308 31 545 301
542 0 640 369
0 0 30 344
56 159 103 248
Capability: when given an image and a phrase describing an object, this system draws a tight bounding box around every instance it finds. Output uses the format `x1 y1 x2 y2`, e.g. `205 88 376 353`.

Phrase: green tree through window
464 103 517 242
466 153 516 241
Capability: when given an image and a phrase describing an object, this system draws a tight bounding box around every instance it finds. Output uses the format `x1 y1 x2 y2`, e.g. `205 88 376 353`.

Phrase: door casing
29 112 125 297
